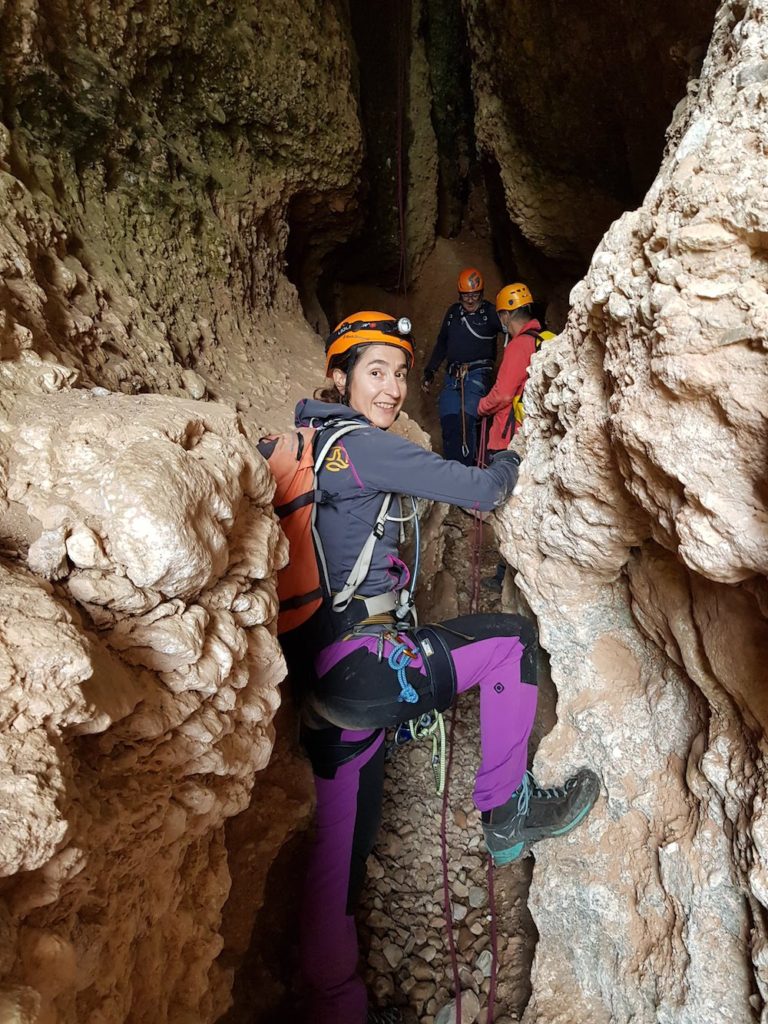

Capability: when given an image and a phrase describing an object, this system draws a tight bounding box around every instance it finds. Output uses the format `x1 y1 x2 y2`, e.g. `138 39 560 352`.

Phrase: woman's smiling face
334 344 409 429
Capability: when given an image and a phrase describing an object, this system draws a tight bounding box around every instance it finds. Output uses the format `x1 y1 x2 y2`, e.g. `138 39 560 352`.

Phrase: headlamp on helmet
325 311 415 376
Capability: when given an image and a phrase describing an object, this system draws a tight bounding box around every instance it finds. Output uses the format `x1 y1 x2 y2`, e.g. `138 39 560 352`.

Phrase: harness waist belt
326 591 400 635
447 359 494 377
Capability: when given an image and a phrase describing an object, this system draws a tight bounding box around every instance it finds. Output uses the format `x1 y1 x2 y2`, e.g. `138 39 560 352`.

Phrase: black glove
490 449 521 468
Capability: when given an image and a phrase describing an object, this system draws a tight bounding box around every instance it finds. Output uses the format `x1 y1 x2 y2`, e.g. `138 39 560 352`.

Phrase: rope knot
387 640 419 703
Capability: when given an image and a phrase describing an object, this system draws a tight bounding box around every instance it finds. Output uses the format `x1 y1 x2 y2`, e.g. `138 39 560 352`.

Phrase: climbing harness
447 360 492 461
448 309 495 462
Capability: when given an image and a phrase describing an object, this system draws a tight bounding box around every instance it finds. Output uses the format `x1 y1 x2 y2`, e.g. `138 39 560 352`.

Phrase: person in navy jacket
421 268 502 465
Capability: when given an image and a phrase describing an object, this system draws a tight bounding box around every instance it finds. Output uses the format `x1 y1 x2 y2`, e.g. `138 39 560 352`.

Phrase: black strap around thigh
413 624 457 712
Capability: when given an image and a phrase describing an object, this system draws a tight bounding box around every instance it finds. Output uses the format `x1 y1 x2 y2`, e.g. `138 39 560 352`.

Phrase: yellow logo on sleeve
325 446 350 472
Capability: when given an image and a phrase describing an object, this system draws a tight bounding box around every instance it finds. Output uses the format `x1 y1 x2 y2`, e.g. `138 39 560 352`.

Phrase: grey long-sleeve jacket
295 399 518 599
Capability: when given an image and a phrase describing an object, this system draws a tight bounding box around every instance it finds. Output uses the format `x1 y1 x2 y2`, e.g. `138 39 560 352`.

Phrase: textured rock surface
464 0 719 287
3 0 767 1021
0 0 362 417
0 361 286 1021
499 2 768 1020
0 2 366 1017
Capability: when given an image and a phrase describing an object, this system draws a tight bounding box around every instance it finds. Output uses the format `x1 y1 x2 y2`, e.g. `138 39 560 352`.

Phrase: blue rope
388 641 419 703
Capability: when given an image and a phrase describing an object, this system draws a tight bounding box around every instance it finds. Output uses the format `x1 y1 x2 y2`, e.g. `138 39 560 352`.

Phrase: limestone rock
0 369 285 1021
497 4 768 1022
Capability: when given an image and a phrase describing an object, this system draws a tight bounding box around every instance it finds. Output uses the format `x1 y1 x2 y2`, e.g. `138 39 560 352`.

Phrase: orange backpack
258 420 374 634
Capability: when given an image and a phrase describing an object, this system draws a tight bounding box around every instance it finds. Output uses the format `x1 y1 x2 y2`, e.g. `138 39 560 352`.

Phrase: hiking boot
482 768 600 866
367 1008 403 1024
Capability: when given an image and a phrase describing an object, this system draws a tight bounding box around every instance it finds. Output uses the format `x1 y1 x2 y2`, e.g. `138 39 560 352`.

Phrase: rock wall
0 359 286 1022
0 1 367 1020
463 0 720 313
0 0 362 412
501 1 768 1019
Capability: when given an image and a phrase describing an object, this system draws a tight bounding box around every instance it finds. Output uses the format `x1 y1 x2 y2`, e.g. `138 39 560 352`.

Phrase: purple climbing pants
297 613 538 1024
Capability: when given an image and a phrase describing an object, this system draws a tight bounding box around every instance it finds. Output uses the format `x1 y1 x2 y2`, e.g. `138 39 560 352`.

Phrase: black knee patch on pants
301 723 383 779
428 613 539 688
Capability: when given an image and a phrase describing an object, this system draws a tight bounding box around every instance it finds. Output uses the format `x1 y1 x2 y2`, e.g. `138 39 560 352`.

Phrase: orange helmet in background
495 282 533 313
457 268 484 293
325 311 414 376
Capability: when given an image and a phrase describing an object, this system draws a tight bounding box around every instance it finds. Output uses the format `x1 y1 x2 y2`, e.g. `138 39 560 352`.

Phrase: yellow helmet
495 283 533 313
325 311 414 377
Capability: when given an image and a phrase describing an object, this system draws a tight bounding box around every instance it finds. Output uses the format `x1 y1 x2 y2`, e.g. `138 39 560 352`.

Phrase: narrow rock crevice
3 2 765 1024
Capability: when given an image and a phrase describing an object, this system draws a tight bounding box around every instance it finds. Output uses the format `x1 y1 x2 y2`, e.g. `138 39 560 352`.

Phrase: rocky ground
360 505 557 1024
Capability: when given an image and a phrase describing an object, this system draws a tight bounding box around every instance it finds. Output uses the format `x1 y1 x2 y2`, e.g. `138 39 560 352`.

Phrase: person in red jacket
478 282 544 452
479 283 544 591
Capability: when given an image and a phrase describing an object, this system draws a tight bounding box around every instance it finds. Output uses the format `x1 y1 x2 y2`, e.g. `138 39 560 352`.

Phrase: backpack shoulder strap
310 420 372 599
521 327 542 339
331 491 394 611
521 327 557 351
312 419 368 471
309 419 403 613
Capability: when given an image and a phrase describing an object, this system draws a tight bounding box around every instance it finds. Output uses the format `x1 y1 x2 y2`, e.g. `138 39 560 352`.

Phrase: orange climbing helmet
496 282 533 313
325 311 415 376
457 268 484 294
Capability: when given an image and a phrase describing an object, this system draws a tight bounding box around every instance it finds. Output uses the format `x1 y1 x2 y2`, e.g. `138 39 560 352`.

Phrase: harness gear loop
387 639 420 704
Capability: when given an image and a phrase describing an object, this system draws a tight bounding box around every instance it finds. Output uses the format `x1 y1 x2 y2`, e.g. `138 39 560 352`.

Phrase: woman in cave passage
275 312 600 1024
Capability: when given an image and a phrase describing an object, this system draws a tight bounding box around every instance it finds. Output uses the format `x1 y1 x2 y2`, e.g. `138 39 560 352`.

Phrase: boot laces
525 770 574 802
503 772 577 826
